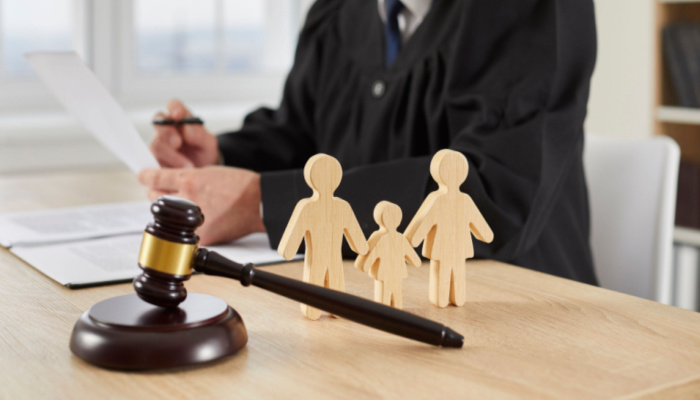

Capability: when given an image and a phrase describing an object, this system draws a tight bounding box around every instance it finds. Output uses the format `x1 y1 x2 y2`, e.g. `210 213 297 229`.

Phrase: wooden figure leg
383 278 402 309
326 263 346 318
393 285 403 309
300 264 325 320
374 280 383 304
327 260 345 293
429 260 451 308
449 261 467 306
382 285 393 306
429 260 439 306
300 302 322 320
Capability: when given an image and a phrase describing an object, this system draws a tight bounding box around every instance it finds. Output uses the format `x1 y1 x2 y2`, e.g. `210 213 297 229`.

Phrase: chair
583 134 680 304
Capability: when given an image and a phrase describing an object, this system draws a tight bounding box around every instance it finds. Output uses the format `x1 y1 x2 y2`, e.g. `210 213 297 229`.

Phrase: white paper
11 234 144 287
209 233 301 266
0 201 151 248
26 52 158 172
11 232 300 288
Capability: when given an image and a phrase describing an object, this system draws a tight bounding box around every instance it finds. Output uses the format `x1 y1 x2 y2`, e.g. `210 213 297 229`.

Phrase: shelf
657 106 700 124
675 226 700 246
661 0 700 3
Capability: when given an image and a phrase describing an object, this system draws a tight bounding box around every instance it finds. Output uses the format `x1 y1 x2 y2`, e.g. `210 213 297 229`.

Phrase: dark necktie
384 0 404 67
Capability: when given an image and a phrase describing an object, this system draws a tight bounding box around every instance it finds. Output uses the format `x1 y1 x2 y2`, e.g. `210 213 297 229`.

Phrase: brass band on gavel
138 232 198 276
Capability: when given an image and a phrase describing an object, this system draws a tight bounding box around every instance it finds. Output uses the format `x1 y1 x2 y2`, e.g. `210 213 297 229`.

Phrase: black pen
152 116 204 126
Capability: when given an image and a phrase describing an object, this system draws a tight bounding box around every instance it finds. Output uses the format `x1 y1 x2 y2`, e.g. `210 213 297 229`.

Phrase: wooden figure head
430 149 469 191
374 201 402 231
304 154 343 197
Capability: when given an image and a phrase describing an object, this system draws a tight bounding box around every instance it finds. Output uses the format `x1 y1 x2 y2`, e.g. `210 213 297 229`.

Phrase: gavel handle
194 249 463 348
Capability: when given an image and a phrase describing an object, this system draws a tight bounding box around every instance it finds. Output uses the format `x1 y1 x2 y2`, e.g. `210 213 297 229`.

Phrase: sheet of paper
11 232 300 288
0 201 152 248
11 234 144 287
26 52 158 173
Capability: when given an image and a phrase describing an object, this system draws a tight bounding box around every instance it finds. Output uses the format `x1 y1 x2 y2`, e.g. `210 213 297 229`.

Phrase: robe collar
377 0 432 25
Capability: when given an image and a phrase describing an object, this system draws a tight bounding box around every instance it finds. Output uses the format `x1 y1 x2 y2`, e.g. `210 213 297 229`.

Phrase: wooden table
2 168 700 399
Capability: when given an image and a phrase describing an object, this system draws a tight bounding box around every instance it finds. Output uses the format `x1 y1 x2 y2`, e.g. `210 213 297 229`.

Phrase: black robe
217 0 599 285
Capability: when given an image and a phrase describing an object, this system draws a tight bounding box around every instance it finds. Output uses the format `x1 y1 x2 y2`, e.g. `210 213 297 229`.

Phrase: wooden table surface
1 168 700 399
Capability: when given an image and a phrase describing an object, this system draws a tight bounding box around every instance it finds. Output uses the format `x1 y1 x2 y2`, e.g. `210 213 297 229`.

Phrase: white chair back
584 134 680 304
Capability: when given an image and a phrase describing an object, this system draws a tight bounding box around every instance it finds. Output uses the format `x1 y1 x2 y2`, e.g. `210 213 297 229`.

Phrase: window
118 0 300 106
133 1 278 74
1 0 76 77
0 0 87 110
0 0 309 112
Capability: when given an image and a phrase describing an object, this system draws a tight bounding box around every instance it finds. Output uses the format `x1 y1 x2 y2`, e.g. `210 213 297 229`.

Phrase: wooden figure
355 201 421 309
278 154 369 320
405 149 494 308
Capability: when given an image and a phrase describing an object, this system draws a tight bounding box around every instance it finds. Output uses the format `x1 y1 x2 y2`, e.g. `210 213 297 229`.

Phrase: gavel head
133 196 204 308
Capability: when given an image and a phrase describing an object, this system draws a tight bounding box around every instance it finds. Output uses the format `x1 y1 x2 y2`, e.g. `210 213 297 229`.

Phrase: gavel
133 196 464 348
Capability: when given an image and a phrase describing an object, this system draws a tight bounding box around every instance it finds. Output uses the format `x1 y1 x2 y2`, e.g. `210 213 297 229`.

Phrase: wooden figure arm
403 238 422 267
356 246 380 274
277 204 308 260
354 253 368 271
404 194 439 247
468 198 494 243
343 205 369 256
355 232 381 271
405 205 438 248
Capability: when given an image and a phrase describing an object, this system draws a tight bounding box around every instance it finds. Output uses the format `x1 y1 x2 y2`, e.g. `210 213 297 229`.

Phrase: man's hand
138 166 265 245
150 99 220 168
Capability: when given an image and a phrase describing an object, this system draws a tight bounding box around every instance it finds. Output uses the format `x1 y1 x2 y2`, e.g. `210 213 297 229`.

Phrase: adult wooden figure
405 149 494 308
355 201 421 309
278 154 369 320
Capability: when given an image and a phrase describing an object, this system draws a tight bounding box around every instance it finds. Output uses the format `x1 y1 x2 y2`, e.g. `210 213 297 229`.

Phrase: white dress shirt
377 0 433 43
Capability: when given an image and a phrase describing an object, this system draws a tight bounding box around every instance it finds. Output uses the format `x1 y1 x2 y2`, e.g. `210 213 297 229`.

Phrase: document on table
0 201 151 248
1 202 300 288
16 53 301 287
10 232 297 289
26 51 158 173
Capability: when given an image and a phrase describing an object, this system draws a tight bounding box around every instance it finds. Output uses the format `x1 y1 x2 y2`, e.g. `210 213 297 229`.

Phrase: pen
152 116 204 126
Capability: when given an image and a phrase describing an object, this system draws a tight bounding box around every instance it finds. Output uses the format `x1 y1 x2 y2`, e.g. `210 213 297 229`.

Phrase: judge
139 0 599 285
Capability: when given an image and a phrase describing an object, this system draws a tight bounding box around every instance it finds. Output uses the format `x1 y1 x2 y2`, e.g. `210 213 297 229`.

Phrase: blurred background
0 0 656 173
0 0 311 171
2 0 700 309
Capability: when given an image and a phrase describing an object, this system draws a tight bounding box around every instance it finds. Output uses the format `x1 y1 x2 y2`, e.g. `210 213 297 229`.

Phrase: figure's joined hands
141 99 265 246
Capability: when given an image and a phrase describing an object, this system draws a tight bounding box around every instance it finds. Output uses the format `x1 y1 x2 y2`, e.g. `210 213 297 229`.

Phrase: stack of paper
0 201 151 248
7 52 300 288
1 202 298 288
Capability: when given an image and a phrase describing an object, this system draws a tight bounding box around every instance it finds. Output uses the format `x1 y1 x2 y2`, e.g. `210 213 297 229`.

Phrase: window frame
0 0 312 114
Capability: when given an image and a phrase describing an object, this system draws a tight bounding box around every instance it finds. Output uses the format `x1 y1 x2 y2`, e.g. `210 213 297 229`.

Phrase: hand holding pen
149 99 220 168
139 99 265 246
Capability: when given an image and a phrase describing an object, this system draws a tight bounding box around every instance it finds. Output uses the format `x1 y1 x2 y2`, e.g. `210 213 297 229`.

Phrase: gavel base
69 293 247 370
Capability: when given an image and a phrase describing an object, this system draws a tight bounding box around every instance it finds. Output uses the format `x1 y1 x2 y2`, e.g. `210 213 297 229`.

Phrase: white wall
586 0 656 139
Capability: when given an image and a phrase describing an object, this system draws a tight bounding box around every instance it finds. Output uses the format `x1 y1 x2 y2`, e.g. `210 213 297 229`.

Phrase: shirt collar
378 0 432 23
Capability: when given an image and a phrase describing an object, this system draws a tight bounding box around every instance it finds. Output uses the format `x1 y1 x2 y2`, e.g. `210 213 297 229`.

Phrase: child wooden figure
405 149 494 308
355 202 421 309
278 154 369 320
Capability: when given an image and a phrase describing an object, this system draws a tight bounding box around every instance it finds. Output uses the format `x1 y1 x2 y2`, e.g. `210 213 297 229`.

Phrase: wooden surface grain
1 168 700 399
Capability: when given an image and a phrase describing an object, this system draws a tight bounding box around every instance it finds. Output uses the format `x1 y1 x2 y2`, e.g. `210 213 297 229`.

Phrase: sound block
70 293 247 370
